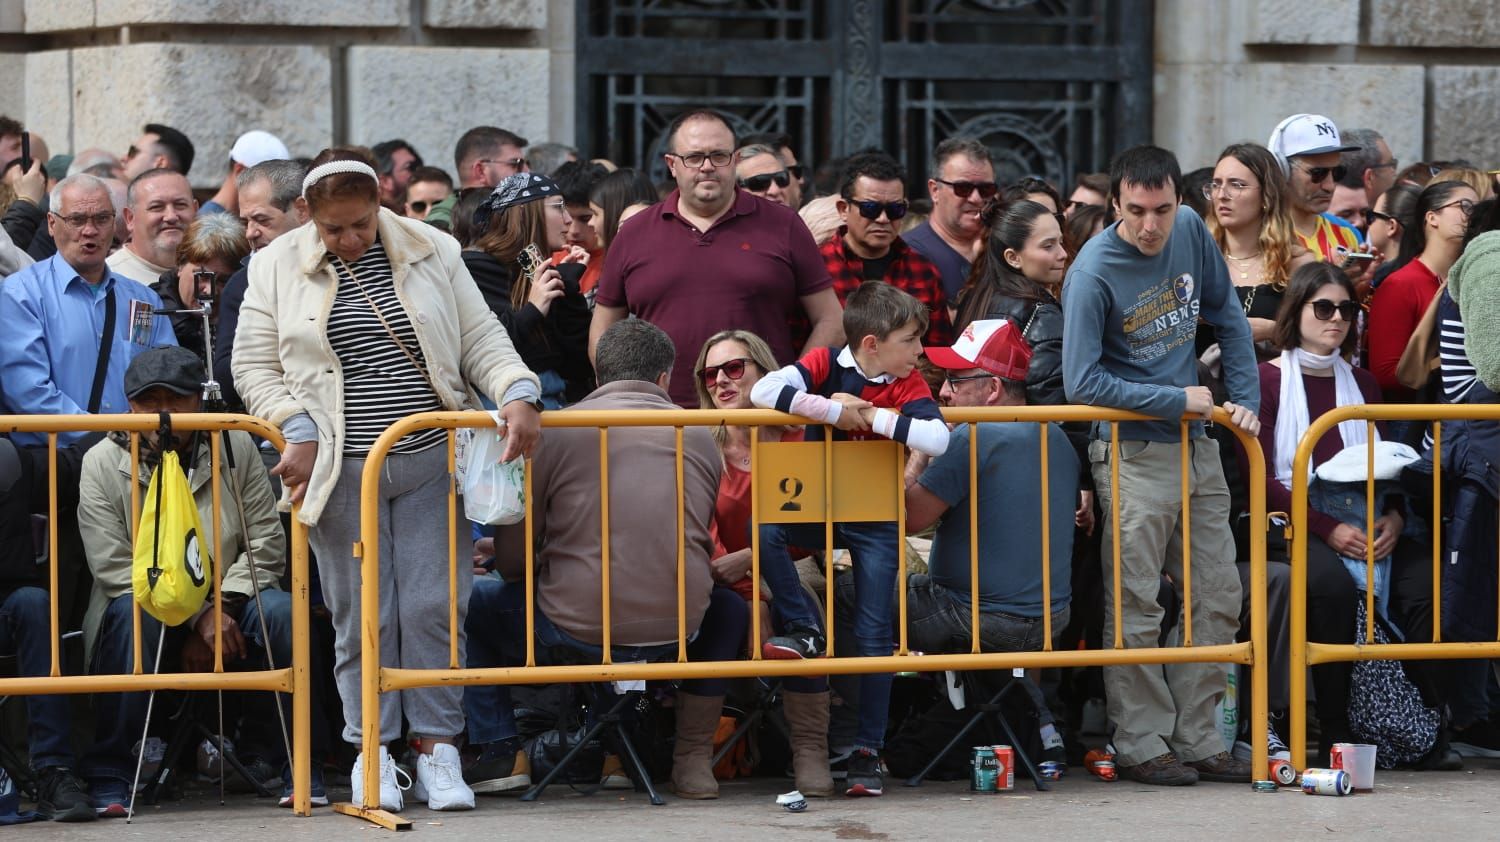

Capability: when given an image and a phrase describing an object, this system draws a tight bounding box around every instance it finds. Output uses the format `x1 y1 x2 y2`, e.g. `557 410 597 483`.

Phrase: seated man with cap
904 319 1078 654
75 346 323 815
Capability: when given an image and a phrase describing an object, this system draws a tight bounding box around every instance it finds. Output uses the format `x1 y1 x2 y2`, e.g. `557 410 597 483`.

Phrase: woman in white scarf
1253 262 1399 764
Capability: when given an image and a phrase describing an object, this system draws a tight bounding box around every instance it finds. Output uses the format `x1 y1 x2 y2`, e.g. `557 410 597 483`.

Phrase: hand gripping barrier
0 413 313 816
342 406 1268 827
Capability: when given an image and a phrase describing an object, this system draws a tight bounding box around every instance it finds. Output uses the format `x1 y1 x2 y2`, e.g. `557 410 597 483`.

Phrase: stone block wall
1156 0 1500 172
2 0 574 188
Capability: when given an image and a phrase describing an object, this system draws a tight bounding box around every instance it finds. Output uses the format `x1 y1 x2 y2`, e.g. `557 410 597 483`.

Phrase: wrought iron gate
575 0 1154 191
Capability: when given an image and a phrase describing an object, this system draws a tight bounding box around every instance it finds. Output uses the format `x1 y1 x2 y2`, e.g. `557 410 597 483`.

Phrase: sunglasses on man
934 178 999 200
850 199 909 221
739 171 791 192
1296 163 1348 184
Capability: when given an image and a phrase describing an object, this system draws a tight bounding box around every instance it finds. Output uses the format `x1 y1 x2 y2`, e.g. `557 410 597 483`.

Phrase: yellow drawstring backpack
132 448 212 625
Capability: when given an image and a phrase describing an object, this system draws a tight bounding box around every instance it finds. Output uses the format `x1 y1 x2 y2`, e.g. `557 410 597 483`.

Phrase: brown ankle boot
783 690 834 797
671 693 723 799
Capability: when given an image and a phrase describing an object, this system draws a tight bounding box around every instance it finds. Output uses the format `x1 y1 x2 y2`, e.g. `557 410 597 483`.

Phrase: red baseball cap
924 319 1032 381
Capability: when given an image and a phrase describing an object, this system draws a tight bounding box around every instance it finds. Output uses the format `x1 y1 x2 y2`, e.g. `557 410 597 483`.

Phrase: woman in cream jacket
233 148 541 812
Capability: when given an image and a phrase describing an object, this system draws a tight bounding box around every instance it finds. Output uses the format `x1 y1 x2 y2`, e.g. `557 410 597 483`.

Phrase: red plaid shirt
820 228 953 346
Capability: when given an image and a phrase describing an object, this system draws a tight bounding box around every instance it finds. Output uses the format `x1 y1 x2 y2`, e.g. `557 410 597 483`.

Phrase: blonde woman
1204 143 1315 348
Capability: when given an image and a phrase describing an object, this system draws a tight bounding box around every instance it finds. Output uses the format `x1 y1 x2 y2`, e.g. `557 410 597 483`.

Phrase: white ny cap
1267 114 1361 162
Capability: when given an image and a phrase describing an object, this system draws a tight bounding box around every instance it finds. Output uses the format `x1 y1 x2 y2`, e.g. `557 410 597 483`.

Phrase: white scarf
1273 348 1372 489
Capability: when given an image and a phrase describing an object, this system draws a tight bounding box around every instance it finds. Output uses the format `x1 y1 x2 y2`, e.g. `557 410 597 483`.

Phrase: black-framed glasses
50 211 113 230
852 199 909 221
1437 198 1475 217
1368 209 1396 225
1308 299 1359 322
787 164 806 180
1203 179 1257 200
1369 158 1399 171
1296 163 1348 184
699 357 754 386
739 170 791 192
934 178 999 200
408 199 438 213
668 151 733 169
944 373 994 389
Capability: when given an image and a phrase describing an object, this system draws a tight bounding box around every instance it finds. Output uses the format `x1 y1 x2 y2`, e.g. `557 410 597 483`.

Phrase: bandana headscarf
473 173 560 232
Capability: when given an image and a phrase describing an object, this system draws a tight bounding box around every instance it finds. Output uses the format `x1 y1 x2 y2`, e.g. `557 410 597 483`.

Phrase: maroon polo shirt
595 188 833 406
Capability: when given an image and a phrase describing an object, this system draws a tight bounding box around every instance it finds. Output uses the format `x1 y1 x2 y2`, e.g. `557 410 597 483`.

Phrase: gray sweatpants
309 446 471 744
1090 437 1241 767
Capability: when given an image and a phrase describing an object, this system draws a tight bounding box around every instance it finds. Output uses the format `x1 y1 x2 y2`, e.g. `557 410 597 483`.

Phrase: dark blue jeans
0 586 74 770
463 578 748 745
757 520 899 751
81 589 305 783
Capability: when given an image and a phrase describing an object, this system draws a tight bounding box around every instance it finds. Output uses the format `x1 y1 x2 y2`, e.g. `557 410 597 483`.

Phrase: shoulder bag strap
87 287 117 414
332 257 436 388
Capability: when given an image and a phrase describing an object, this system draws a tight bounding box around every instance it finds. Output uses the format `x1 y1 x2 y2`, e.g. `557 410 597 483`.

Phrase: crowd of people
0 103 1498 823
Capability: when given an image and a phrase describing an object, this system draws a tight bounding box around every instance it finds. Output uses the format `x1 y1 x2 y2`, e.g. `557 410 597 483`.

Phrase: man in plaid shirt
821 152 953 346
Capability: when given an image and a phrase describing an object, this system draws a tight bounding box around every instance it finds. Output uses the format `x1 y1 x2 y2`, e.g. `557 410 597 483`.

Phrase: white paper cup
1330 742 1376 791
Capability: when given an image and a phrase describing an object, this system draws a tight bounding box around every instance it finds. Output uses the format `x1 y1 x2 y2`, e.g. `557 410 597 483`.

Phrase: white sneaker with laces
413 744 475 811
350 746 410 812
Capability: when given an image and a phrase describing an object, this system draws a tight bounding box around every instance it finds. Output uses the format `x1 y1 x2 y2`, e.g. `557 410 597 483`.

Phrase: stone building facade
0 0 1493 189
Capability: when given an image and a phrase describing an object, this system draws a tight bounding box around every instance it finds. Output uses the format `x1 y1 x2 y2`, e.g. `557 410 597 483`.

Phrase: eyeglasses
739 170 791 192
699 357 754 386
934 178 999 200
1369 158 1399 172
1367 209 1396 225
944 373 993 388
1307 299 1359 322
409 199 435 213
546 200 568 213
787 164 806 181
50 211 114 230
1295 163 1348 184
479 157 527 171
1066 199 1099 211
1202 179 1257 200
851 199 909 221
1437 199 1475 217
668 151 733 169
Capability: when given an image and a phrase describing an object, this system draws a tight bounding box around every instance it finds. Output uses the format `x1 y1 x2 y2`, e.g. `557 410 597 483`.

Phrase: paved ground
18 758 1500 840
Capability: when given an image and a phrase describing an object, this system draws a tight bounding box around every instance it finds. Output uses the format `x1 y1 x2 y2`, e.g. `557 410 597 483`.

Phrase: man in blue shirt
1062 146 1259 787
906 319 1076 652
0 173 178 447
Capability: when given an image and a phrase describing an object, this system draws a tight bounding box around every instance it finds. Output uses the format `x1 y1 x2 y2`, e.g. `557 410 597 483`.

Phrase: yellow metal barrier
1288 403 1500 764
347 405 1268 824
0 414 313 816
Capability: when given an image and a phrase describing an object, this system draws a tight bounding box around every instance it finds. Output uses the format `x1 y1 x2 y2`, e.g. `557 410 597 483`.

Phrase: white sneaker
413 744 475 811
350 746 410 812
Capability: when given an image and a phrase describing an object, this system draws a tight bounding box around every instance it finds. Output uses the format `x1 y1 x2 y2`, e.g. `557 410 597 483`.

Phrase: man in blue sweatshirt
1061 146 1260 786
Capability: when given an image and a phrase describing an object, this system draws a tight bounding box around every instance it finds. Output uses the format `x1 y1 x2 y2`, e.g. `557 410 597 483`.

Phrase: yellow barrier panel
0 413 313 816
1288 404 1500 765
348 405 1269 823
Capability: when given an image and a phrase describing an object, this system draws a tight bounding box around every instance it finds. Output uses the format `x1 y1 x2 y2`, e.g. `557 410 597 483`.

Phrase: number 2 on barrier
755 440 901 524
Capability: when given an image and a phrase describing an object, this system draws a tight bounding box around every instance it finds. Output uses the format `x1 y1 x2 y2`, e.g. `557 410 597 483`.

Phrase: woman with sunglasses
691 330 834 798
465 172 593 408
1368 180 1478 404
1200 143 1314 358
1367 183 1421 290
1254 262 1435 765
153 212 250 364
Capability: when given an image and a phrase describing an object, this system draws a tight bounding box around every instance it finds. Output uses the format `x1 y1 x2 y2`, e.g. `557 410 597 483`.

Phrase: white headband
302 160 379 197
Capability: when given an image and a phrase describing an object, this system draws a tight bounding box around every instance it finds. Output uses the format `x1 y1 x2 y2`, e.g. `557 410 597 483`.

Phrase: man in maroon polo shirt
822 151 952 347
588 109 844 406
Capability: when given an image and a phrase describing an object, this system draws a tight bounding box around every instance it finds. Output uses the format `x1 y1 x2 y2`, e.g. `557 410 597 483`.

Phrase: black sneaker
828 748 853 781
34 767 95 823
844 749 883 797
763 627 825 660
463 739 532 794
1451 718 1500 759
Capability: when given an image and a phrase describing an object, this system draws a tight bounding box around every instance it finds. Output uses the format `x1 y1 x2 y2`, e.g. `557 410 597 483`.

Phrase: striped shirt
1438 291 1476 404
326 240 446 455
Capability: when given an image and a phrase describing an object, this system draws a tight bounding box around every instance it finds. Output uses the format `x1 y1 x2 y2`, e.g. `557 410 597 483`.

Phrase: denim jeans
904 574 1070 655
81 589 307 783
463 578 747 745
0 587 74 769
759 520 900 751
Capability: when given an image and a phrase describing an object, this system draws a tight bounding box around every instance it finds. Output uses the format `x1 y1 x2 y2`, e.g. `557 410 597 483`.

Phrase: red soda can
1269 758 1297 787
1085 748 1117 781
991 745 1014 791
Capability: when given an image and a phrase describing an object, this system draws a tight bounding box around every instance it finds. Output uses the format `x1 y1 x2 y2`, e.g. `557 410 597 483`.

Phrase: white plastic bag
462 410 527 525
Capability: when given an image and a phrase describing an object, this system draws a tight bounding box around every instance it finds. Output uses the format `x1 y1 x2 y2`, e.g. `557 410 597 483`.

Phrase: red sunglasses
699 357 753 386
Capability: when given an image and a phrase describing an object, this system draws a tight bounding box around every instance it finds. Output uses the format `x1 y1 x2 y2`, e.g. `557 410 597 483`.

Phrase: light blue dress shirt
0 253 178 445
